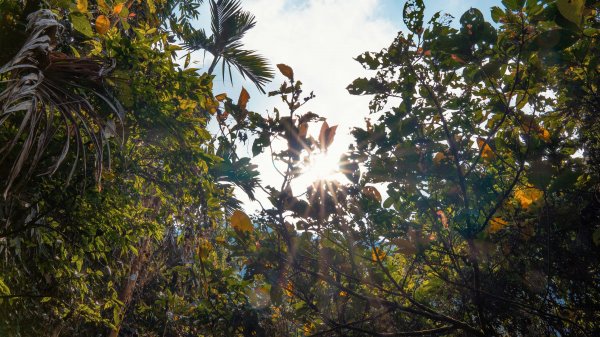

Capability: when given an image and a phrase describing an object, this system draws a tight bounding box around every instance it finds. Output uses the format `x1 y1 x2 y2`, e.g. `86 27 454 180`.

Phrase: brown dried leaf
277 63 294 79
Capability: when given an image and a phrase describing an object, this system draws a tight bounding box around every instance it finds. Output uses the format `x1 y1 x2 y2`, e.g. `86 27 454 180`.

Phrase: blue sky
194 0 501 205
378 0 500 25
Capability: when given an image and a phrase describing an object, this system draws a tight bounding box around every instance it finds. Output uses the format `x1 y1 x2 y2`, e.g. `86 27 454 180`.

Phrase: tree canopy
1 0 599 336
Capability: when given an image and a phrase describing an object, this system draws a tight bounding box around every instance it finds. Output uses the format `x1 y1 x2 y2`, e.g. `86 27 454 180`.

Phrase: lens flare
295 152 342 187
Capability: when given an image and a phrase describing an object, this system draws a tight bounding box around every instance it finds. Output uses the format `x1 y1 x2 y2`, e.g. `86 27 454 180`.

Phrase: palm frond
0 10 123 198
222 46 274 93
183 28 214 52
210 0 242 42
184 0 273 91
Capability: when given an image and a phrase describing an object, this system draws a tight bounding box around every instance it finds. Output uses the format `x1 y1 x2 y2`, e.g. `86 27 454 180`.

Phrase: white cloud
205 0 400 208
242 0 398 157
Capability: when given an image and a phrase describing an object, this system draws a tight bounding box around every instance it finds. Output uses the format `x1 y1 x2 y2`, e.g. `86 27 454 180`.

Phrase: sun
294 152 343 187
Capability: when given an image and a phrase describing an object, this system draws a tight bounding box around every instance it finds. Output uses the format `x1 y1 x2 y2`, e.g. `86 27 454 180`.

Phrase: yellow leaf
477 138 495 160
436 210 449 229
539 128 551 142
303 323 315 334
362 186 382 203
284 280 293 297
488 217 508 233
147 0 156 13
112 3 124 15
339 290 348 297
98 0 109 11
230 210 253 232
77 0 88 12
215 93 227 101
196 238 212 258
371 247 387 262
433 152 445 165
514 187 543 209
277 63 294 79
237 87 250 109
95 15 110 35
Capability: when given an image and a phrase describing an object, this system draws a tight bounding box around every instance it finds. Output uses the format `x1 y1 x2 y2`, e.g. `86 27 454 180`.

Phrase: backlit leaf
215 93 227 101
95 15 110 35
514 187 543 209
277 63 294 80
98 0 109 11
319 121 337 150
298 122 308 138
488 217 508 233
230 210 253 232
196 238 212 258
371 247 386 262
112 3 124 15
76 0 88 13
362 186 382 203
477 138 495 160
433 152 445 165
436 210 449 229
539 128 551 142
557 0 584 26
237 87 250 109
70 12 93 37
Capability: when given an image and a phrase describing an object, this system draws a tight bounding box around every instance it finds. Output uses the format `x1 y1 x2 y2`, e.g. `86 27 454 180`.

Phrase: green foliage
246 0 600 336
0 1 270 336
2 0 600 336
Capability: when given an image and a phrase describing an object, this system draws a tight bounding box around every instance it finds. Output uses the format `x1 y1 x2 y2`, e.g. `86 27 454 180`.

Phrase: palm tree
184 0 274 93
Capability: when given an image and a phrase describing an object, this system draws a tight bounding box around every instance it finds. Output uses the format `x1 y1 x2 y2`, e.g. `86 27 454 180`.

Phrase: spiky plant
0 10 123 198
184 0 274 93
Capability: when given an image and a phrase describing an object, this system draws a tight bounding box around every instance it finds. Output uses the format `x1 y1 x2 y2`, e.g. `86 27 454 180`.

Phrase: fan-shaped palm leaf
0 10 123 198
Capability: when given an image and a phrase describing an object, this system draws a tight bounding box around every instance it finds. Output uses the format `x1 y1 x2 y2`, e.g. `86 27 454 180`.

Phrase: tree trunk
108 238 151 337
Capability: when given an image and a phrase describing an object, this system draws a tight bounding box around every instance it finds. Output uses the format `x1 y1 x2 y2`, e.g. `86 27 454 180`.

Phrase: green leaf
501 0 520 11
556 0 584 26
403 0 425 34
528 29 579 52
147 0 156 13
491 6 504 23
70 12 93 37
0 278 10 295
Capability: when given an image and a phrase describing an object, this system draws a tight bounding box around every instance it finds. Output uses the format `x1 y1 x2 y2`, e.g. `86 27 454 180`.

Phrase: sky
197 0 501 207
